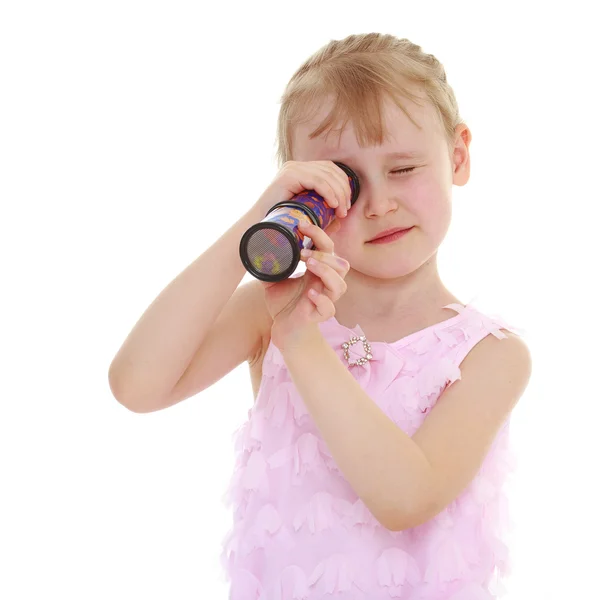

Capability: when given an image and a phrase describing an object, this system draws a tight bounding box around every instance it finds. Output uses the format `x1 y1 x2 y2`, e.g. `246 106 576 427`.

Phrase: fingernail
301 248 312 257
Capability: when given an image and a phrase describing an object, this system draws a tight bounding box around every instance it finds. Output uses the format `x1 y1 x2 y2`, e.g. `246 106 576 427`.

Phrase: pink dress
219 303 523 600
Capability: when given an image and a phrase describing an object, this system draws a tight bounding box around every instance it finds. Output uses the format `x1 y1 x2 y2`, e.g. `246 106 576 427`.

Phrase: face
291 93 471 281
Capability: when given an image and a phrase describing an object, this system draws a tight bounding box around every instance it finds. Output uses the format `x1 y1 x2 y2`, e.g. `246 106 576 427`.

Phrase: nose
360 179 398 218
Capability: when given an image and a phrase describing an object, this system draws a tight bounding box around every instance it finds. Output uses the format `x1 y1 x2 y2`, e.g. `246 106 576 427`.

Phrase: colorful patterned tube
239 162 360 282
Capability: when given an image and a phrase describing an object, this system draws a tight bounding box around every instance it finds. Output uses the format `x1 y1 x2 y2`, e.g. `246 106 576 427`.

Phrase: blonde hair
274 33 464 168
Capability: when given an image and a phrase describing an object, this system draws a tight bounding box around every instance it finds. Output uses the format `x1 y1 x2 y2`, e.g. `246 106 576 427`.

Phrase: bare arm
108 159 354 413
108 203 269 412
157 278 272 412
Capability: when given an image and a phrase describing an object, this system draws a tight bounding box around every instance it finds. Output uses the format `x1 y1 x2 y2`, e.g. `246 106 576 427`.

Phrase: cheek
405 178 437 210
406 179 450 222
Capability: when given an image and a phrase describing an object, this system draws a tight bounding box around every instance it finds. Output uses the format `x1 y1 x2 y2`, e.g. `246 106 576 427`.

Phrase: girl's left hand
260 219 350 351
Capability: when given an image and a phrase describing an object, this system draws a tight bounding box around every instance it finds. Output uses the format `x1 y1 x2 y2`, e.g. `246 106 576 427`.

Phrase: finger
316 164 346 217
325 217 342 236
296 172 340 211
300 248 350 276
320 177 342 212
325 162 352 215
318 162 350 217
308 287 336 320
298 221 334 254
305 257 348 302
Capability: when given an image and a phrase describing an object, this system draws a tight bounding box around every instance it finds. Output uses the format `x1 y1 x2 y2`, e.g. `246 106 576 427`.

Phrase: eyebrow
333 151 422 161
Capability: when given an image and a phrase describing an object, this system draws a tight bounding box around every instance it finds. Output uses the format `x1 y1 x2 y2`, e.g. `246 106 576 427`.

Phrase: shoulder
455 303 532 377
463 328 532 406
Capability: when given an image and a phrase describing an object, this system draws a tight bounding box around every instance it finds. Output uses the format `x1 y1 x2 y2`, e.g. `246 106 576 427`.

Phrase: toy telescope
239 162 360 282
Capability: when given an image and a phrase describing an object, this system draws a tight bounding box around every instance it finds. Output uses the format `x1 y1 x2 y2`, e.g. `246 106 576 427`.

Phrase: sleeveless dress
219 302 524 600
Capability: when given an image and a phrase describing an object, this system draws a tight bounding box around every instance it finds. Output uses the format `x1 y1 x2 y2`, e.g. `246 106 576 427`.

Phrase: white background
1 1 596 598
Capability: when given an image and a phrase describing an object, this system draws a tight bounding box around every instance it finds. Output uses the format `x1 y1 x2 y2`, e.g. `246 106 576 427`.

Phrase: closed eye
390 167 416 175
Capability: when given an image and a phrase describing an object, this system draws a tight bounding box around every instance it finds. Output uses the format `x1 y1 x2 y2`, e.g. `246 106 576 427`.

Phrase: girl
109 33 532 599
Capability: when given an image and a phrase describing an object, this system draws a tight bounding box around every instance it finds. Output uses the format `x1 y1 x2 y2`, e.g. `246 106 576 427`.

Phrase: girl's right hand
254 160 353 220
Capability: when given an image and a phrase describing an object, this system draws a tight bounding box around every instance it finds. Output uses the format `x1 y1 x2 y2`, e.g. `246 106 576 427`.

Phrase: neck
334 252 459 327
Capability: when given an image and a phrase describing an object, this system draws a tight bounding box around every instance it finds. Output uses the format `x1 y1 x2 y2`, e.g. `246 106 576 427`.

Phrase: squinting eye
390 167 416 175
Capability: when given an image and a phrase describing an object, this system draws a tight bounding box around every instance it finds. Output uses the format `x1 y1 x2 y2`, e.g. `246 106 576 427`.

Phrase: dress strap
446 302 525 372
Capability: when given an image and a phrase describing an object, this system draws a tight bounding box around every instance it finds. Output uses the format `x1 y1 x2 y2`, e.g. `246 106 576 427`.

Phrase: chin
350 257 423 280
351 241 443 279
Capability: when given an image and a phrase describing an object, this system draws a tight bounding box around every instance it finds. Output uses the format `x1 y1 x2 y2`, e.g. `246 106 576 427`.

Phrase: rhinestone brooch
342 335 373 367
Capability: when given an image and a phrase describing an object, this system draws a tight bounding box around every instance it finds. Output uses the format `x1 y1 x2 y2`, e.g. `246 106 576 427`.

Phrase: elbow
108 372 182 414
108 367 132 409
384 501 437 532
108 362 128 402
108 368 150 413
383 497 438 532
383 475 439 532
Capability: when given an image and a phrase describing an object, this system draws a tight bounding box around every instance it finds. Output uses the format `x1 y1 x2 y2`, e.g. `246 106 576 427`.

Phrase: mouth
366 226 414 243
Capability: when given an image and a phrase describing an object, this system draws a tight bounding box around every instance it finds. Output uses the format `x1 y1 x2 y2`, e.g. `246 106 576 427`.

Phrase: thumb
325 218 342 235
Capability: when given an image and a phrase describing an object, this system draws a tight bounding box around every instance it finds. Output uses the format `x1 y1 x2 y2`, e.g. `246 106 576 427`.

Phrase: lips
367 227 412 242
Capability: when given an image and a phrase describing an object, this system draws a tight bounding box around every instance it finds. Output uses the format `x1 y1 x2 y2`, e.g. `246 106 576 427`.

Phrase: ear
452 123 472 186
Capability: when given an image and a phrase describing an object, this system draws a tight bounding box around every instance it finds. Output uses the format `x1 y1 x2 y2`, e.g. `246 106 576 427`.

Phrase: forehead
292 93 443 161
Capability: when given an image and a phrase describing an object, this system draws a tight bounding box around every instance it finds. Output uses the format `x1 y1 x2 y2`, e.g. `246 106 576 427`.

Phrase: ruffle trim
223 547 508 599
219 300 519 597
227 553 369 600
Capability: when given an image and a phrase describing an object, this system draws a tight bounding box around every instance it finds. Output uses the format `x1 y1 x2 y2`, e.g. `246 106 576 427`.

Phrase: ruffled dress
219 303 523 599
